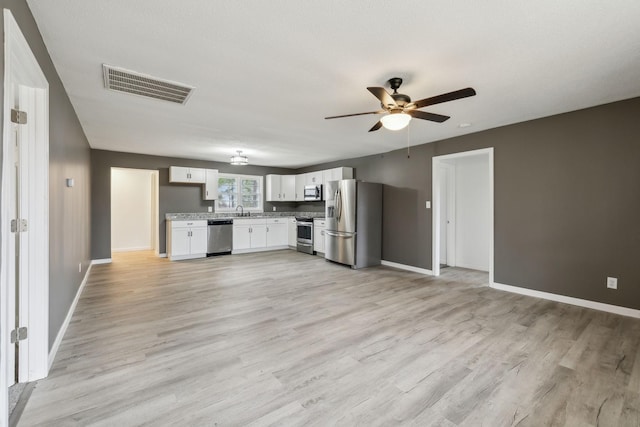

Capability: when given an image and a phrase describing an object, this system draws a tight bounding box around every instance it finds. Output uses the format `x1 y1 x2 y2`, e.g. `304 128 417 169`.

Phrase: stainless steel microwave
304 184 323 201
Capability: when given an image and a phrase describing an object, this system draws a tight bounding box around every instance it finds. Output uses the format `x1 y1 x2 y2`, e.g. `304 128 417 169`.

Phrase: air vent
102 64 194 105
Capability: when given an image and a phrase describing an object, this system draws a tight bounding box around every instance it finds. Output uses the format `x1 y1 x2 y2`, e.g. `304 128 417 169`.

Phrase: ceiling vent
102 64 194 105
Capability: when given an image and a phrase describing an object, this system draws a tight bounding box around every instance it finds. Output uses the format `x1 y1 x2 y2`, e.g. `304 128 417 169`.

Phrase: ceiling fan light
230 150 249 165
381 113 411 131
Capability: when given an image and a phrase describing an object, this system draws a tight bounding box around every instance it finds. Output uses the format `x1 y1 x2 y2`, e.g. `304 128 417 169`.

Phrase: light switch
66 178 74 187
426 201 431 209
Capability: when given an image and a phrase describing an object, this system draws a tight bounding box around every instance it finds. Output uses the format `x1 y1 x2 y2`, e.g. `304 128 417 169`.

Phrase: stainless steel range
295 217 314 254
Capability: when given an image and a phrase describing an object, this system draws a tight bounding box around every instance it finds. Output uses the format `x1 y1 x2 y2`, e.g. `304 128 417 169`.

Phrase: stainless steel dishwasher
207 219 233 256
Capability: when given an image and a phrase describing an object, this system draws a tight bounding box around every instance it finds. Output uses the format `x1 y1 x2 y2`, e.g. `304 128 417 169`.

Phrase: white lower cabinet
232 219 266 252
167 220 207 261
266 218 288 248
233 217 293 254
314 218 326 254
288 217 297 247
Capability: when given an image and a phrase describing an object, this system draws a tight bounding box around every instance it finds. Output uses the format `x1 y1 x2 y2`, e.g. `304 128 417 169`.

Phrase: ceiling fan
325 77 476 132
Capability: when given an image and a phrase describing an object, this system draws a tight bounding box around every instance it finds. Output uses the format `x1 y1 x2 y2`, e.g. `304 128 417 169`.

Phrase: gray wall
91 150 296 259
302 97 640 310
0 0 92 349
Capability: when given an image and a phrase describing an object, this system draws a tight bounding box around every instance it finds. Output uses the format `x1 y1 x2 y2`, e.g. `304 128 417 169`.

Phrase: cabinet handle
267 226 269 232
249 227 252 233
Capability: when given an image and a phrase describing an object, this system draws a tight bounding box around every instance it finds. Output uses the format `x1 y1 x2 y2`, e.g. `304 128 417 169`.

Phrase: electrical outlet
78 263 82 273
273 206 276 211
607 277 618 289
426 201 431 209
207 206 212 213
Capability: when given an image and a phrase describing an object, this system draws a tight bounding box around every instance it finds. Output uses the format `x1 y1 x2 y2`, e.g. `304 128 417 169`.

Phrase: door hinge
10 327 27 343
10 219 28 233
11 109 27 125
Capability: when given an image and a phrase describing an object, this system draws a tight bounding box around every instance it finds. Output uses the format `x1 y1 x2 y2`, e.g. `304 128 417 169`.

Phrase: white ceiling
27 0 640 168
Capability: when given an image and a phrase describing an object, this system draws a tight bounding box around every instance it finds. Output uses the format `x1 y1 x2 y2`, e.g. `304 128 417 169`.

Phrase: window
215 173 263 212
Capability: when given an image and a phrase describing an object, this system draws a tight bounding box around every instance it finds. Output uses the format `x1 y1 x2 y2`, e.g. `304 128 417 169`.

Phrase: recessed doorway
432 148 494 283
110 168 159 255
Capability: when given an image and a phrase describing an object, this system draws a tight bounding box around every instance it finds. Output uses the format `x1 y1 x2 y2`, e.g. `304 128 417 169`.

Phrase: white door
439 163 456 266
288 218 297 247
6 116 24 386
281 175 295 201
295 174 306 201
232 225 251 250
203 169 218 200
189 168 205 183
171 228 191 257
250 224 268 248
2 14 51 422
267 223 288 247
265 175 281 201
169 166 190 182
190 227 208 255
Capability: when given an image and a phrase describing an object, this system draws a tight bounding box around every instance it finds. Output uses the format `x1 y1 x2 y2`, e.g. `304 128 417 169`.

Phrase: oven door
296 223 314 254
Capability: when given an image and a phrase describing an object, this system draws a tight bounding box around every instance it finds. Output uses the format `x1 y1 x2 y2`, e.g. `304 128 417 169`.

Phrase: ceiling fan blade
407 110 450 123
367 87 397 108
368 121 383 132
325 110 386 120
413 87 476 109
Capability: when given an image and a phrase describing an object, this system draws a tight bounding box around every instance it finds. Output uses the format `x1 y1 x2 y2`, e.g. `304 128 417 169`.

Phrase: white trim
381 260 433 276
158 253 167 258
91 258 112 265
48 265 92 370
231 246 288 255
1 12 50 424
168 253 207 261
215 173 264 213
491 282 640 319
432 148 494 284
112 246 153 253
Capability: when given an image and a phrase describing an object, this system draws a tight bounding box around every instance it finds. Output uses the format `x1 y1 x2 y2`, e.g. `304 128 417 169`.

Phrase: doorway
432 148 494 283
1 8 51 421
110 168 159 254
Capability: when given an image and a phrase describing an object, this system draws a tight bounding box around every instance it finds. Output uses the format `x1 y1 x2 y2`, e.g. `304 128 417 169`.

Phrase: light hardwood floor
19 250 640 426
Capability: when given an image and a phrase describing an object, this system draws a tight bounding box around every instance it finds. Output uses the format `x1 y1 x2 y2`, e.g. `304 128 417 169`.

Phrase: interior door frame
432 148 494 283
1 7 50 421
110 167 159 253
438 161 456 267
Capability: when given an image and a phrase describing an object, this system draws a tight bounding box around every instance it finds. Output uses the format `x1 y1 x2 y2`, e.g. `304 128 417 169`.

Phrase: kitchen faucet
236 205 244 217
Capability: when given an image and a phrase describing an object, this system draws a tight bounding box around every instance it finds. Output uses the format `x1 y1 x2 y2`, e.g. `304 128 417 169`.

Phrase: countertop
165 211 325 221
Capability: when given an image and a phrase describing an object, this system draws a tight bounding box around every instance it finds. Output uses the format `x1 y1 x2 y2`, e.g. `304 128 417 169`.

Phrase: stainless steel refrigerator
325 179 382 269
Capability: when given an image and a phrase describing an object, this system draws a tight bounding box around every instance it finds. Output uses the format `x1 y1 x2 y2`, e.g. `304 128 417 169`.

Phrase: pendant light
380 112 411 131
230 150 248 166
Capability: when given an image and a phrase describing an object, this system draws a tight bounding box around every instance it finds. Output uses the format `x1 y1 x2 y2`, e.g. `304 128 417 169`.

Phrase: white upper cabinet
305 171 323 186
323 167 353 185
295 174 306 201
203 169 218 200
266 174 297 201
265 174 282 202
169 166 206 184
281 175 295 201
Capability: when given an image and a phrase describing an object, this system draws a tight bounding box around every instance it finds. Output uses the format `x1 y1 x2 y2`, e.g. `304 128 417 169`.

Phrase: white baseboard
232 246 289 255
381 260 433 275
158 253 167 258
91 258 112 265
111 246 152 252
48 263 92 369
491 282 640 319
